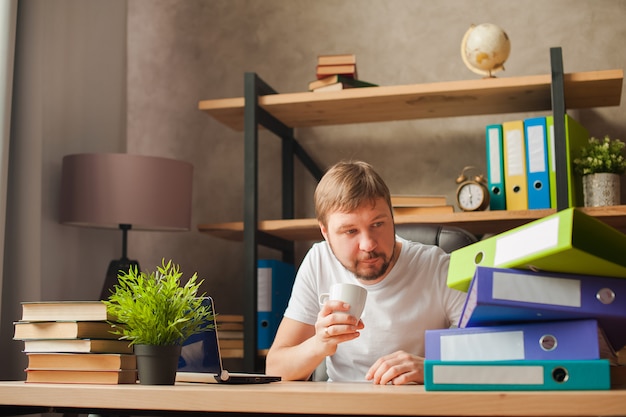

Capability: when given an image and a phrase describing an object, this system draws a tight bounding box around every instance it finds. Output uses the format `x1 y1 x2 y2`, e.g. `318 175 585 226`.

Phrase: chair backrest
395 223 478 253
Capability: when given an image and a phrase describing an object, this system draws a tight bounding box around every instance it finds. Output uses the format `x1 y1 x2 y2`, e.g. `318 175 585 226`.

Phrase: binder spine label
494 217 559 264
492 271 582 306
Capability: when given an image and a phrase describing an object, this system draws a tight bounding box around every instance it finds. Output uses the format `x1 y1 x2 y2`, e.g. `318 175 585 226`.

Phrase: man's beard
330 241 396 281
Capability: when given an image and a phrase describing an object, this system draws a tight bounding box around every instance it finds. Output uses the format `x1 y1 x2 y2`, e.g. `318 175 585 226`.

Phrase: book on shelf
315 64 357 79
20 301 113 322
312 82 359 92
317 53 356 66
217 330 244 340
13 320 118 340
220 348 244 359
308 74 377 91
216 314 244 322
25 369 137 384
392 205 454 216
390 195 448 207
217 322 244 331
216 314 244 340
22 338 133 354
26 352 136 371
218 339 243 349
612 365 626 386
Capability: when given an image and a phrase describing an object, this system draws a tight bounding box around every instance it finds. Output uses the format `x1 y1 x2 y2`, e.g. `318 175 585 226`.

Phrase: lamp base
101 258 140 300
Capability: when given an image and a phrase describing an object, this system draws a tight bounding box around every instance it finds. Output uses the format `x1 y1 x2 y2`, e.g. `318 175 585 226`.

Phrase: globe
461 23 511 78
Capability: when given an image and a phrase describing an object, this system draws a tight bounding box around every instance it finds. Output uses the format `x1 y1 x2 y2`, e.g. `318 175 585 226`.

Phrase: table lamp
59 153 193 299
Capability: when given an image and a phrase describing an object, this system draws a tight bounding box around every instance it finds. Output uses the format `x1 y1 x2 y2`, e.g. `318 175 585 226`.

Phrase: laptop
176 296 281 384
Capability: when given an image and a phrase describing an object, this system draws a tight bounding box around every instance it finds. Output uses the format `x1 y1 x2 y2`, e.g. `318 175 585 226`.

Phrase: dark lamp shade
60 153 193 231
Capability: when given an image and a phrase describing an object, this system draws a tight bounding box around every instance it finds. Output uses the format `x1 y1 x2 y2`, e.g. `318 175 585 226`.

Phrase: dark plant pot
134 344 182 385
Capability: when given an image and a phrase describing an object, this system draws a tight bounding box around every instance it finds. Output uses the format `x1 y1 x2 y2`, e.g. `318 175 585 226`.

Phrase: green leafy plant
573 135 626 176
103 259 214 346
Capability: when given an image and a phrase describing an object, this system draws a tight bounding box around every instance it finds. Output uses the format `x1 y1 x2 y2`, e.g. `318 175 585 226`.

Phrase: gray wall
1 0 625 379
126 0 626 311
1 0 127 378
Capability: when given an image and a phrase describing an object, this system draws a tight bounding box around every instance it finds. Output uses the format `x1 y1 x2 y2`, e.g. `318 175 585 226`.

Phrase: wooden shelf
199 70 623 131
198 205 626 241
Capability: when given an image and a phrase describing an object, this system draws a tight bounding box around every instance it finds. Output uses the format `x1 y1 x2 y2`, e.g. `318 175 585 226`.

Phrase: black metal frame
242 73 323 371
240 48 570 370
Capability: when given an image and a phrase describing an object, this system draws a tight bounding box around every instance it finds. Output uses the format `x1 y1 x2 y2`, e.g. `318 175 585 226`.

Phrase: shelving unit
198 47 623 371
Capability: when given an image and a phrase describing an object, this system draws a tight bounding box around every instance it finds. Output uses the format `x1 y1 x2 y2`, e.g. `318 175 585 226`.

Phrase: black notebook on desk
176 296 281 384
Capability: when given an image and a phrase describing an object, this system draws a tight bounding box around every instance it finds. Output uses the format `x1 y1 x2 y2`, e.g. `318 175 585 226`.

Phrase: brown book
217 330 244 340
215 314 243 323
220 348 244 358
315 64 357 79
25 369 137 384
390 195 448 207
21 301 113 322
611 365 626 387
393 205 454 216
23 339 133 354
309 75 377 91
218 339 243 349
14 321 118 340
26 353 136 371
217 322 244 331
317 54 356 66
617 346 626 365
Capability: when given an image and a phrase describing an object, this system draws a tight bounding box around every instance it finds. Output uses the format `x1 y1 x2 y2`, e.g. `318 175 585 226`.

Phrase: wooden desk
0 381 625 416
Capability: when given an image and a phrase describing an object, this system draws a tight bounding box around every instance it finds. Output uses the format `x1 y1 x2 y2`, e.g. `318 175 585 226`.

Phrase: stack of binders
426 208 626 391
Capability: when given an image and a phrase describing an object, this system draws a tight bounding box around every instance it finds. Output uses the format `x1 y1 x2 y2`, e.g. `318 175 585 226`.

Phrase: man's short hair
314 160 392 227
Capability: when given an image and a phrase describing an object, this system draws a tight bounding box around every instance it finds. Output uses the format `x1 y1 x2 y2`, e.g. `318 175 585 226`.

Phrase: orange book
317 54 356 66
26 353 136 371
14 321 117 340
25 369 137 384
393 205 454 216
391 195 448 207
20 301 113 322
315 64 357 79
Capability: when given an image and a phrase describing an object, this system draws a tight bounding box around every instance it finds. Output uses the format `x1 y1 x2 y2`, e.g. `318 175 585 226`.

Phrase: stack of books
424 208 626 391
14 301 137 384
485 114 588 211
216 314 244 358
390 195 453 216
309 54 377 92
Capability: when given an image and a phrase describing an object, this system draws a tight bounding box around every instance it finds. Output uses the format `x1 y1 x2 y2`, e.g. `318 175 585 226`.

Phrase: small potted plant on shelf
103 259 214 385
573 135 626 207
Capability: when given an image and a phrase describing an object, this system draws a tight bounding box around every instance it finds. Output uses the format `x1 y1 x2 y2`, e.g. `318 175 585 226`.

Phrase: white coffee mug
319 283 367 320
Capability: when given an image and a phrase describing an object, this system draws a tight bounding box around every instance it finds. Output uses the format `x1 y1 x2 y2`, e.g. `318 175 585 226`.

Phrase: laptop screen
178 297 222 374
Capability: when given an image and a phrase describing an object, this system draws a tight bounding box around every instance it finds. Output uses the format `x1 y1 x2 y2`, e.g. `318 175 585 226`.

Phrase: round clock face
457 182 488 211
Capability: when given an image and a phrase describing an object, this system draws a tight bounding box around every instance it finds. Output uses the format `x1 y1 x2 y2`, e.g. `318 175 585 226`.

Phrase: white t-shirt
283 236 467 382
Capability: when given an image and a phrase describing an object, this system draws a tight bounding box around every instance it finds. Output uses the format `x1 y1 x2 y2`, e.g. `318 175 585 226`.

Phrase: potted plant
573 135 626 207
103 259 214 385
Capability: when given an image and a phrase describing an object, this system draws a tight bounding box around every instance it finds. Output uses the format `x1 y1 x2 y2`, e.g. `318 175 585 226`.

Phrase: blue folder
459 266 626 351
425 319 606 362
524 117 550 209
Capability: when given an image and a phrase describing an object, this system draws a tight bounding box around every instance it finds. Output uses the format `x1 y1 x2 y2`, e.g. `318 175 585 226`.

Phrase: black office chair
395 223 478 253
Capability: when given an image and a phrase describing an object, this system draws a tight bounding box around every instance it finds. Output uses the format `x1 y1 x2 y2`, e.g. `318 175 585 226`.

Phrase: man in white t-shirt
265 161 467 385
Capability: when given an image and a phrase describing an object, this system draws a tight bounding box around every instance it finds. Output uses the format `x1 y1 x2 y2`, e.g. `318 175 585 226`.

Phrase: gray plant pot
134 344 182 385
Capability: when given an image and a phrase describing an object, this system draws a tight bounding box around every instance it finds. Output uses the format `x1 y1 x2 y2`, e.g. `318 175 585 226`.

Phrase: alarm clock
455 166 490 211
